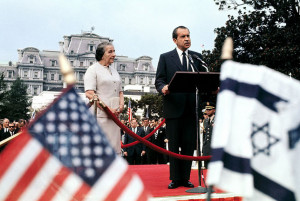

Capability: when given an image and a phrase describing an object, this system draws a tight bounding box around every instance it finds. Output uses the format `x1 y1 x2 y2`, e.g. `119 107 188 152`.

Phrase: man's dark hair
172 26 189 39
142 117 149 121
95 42 113 61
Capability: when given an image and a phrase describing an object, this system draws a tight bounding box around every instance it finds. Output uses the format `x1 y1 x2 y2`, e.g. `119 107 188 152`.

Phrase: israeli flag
207 60 300 201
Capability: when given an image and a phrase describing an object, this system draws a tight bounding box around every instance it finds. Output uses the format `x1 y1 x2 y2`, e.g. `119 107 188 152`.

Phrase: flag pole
58 54 76 86
206 37 233 201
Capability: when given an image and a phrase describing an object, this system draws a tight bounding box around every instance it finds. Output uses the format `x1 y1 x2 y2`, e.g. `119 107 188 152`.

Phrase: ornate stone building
0 32 156 98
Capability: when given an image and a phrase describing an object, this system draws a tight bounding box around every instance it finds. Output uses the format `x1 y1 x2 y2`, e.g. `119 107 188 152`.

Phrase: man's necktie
182 52 188 71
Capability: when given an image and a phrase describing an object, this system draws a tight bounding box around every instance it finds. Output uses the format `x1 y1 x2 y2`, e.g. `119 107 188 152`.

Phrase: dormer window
28 55 35 64
51 60 56 67
143 63 150 71
89 45 94 52
119 64 126 71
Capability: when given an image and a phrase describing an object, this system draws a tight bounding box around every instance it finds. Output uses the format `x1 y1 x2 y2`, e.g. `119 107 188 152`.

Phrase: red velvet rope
121 119 165 148
103 107 211 161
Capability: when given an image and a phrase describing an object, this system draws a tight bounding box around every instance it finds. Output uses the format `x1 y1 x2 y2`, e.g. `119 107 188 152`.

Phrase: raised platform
129 164 242 201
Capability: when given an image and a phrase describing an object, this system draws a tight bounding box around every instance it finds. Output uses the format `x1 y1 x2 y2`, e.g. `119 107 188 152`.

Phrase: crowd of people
0 118 27 151
120 117 169 165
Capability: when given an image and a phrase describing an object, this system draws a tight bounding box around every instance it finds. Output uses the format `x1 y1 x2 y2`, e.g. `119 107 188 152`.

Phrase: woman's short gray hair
95 42 113 61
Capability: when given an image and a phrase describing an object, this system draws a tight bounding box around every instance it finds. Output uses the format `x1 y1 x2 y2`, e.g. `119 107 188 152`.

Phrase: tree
0 73 9 118
120 97 139 120
204 0 300 79
1 78 31 120
138 93 163 118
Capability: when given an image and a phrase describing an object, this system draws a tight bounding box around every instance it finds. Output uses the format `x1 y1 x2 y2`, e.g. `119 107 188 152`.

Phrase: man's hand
162 85 170 95
124 152 128 157
141 151 146 156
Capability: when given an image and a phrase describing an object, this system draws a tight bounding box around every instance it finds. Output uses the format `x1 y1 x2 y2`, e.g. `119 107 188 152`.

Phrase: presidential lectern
168 71 220 193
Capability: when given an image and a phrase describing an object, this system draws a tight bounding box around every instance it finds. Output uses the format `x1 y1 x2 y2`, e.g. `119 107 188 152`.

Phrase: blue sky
0 0 236 67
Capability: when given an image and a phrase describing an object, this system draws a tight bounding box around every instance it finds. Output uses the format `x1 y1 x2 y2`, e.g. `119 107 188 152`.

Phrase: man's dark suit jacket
123 127 146 156
155 49 206 118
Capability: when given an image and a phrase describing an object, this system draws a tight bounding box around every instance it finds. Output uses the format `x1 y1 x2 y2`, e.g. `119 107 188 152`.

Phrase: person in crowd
16 119 26 133
155 26 207 189
2 118 9 133
203 102 216 168
142 117 153 164
7 123 17 136
123 119 146 165
149 118 167 164
84 42 124 155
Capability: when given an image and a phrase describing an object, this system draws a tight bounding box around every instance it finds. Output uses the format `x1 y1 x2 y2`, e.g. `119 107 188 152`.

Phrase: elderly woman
84 42 124 154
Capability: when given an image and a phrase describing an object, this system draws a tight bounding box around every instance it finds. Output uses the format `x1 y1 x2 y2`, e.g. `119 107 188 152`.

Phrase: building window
140 78 144 84
149 78 152 85
24 71 28 78
79 73 84 81
129 79 132 84
43 74 47 80
33 87 38 95
51 60 56 67
122 78 125 84
59 74 62 81
8 70 13 78
70 61 74 66
51 74 55 80
34 71 39 78
28 55 35 64
90 62 93 66
89 45 94 52
80 62 83 67
119 64 126 71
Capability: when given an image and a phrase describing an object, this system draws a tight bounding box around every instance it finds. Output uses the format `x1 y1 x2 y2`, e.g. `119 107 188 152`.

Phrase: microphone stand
185 55 208 193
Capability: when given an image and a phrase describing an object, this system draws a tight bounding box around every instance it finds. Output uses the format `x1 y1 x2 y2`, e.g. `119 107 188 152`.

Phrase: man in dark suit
155 26 206 189
149 118 167 164
123 119 146 165
203 102 215 168
142 118 153 164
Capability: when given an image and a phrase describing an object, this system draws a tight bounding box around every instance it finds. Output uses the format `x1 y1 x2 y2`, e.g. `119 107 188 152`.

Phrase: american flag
127 99 132 122
0 86 150 201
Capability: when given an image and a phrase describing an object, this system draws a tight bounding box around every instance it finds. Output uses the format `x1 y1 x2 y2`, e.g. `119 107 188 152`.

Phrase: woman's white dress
84 62 122 154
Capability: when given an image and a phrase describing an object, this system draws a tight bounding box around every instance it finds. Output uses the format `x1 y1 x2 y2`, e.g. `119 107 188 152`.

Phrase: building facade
0 32 157 99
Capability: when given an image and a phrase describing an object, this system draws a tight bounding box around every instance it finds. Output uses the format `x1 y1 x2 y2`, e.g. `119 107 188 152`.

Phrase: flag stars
94 159 104 168
59 146 68 156
81 113 88 121
46 123 56 133
70 112 79 121
58 123 68 132
71 123 80 133
59 99 68 109
68 93 76 101
251 122 280 156
93 135 102 143
59 112 68 121
46 112 56 121
85 168 95 178
59 135 68 144
72 157 81 167
105 147 113 156
82 146 91 156
82 135 91 144
70 102 77 110
93 146 103 156
46 135 55 144
83 158 92 167
71 147 80 156
82 123 90 132
33 123 44 133
70 135 79 144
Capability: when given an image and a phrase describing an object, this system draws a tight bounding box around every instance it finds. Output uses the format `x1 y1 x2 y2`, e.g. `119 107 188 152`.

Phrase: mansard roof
22 47 40 53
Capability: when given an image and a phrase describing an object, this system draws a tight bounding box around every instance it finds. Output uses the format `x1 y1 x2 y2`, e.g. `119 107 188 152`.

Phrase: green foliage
138 93 163 118
206 0 300 79
120 97 139 120
0 77 31 120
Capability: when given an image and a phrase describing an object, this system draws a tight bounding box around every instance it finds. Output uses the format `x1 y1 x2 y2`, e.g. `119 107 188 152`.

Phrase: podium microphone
188 54 199 73
192 54 209 72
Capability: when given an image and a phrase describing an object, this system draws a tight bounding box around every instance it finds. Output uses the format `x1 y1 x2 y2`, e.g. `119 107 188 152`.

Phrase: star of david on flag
0 86 151 201
206 60 300 201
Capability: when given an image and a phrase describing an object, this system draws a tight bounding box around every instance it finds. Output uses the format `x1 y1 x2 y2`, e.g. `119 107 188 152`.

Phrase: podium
168 71 220 193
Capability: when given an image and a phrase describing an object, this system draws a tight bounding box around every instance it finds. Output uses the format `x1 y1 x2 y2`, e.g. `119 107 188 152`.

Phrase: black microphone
187 54 198 72
192 54 209 72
